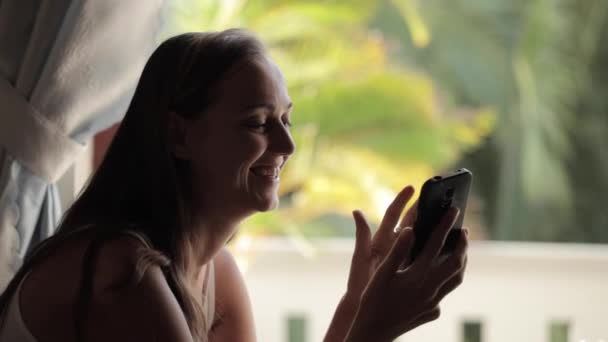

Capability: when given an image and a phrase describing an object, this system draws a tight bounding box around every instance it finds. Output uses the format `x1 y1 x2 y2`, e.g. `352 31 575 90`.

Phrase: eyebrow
242 102 293 114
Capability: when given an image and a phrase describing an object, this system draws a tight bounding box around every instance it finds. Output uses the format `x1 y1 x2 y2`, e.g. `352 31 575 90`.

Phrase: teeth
252 167 278 178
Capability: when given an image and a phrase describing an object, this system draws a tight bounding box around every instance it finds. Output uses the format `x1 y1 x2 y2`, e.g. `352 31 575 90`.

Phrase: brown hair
0 28 267 341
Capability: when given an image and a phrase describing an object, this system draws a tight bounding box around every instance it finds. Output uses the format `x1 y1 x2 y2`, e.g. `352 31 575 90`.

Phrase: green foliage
165 0 494 238
372 0 608 242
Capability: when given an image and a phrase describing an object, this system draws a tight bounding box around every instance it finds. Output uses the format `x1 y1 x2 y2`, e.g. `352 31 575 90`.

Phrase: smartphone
410 168 472 261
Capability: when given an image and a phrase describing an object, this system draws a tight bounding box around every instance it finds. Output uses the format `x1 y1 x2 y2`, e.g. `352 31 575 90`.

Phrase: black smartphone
410 168 472 261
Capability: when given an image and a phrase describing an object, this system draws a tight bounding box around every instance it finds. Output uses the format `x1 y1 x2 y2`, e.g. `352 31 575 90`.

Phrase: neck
186 205 253 274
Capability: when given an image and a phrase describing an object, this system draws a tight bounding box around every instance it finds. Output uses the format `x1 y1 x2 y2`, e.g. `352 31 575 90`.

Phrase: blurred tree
165 0 494 239
565 2 608 242
372 0 608 242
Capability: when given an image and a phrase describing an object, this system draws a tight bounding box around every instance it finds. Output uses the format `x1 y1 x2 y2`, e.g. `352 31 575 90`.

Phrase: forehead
213 56 290 113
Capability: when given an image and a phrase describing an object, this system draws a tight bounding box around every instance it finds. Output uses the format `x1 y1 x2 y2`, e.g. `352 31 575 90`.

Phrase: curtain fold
0 0 166 290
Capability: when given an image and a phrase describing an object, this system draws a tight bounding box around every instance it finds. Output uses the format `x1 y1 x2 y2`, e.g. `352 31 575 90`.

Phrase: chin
253 196 280 212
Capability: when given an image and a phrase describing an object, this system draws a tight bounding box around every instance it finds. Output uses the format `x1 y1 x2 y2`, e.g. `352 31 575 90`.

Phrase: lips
250 166 279 177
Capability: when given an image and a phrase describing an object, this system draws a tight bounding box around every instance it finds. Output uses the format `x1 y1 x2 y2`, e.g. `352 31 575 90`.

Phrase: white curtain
0 0 166 290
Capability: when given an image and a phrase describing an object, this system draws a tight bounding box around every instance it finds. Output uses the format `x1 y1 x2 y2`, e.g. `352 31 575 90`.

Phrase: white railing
234 237 608 342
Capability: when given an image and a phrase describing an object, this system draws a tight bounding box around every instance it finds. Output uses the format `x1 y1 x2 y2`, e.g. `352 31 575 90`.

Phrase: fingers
377 227 415 279
398 199 418 229
395 199 418 270
375 186 415 247
347 210 373 293
409 307 441 330
397 234 415 271
435 228 468 280
422 229 468 300
434 266 465 304
351 210 372 261
352 210 372 260
409 207 460 274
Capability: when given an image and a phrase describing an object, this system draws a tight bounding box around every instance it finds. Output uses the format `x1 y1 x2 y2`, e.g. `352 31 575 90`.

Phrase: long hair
0 28 267 341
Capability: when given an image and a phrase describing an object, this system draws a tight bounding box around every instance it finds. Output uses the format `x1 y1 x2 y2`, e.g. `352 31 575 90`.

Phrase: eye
244 120 267 132
281 113 293 128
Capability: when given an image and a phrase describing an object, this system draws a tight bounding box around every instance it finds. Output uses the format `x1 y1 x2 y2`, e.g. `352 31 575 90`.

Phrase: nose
269 122 296 157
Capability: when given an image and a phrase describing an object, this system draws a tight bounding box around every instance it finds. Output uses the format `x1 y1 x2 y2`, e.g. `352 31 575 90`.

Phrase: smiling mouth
250 166 280 181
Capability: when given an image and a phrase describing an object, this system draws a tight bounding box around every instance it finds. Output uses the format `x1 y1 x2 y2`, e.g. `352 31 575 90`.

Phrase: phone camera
433 176 442 181
446 187 455 199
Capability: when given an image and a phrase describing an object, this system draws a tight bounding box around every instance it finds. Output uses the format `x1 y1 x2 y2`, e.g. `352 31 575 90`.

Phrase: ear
167 111 191 160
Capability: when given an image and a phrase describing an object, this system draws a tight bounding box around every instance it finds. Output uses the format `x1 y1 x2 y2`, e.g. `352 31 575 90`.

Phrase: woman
0 28 467 342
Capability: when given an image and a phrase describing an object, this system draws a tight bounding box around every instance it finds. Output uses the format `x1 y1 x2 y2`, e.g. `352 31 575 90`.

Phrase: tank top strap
203 260 215 334
114 229 155 249
61 223 154 249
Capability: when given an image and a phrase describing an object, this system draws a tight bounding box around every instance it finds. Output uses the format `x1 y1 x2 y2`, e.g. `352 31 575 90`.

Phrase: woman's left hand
323 185 417 342
346 185 417 302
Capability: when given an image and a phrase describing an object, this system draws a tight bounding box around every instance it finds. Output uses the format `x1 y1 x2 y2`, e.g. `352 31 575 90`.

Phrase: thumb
347 210 372 293
378 227 415 278
352 210 372 260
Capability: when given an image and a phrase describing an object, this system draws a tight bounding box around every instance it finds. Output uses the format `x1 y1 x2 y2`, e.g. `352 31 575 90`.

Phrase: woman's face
173 55 296 217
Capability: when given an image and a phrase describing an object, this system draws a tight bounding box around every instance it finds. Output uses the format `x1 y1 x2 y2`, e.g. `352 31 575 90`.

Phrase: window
286 314 307 342
462 320 483 342
549 321 569 342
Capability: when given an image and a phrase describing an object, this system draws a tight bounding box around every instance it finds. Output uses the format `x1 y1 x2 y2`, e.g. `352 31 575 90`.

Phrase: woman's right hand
345 207 468 342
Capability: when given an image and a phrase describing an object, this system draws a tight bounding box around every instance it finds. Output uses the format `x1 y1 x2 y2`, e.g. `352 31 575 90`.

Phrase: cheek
190 132 266 178
241 135 267 159
228 129 268 158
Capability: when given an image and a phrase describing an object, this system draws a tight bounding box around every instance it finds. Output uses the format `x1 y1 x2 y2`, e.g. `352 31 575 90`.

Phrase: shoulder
84 232 192 342
213 247 251 314
89 231 166 290
213 248 242 285
210 247 256 341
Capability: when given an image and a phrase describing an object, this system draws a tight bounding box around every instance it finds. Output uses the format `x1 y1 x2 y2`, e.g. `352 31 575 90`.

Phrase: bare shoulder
213 248 243 286
213 248 249 306
211 248 256 341
19 231 192 342
83 233 193 342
